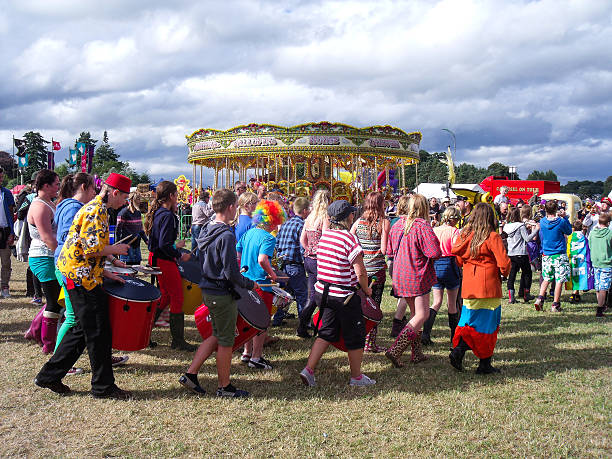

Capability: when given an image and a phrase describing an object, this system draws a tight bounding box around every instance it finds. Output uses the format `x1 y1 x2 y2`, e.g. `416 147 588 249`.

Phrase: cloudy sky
1 0 611 183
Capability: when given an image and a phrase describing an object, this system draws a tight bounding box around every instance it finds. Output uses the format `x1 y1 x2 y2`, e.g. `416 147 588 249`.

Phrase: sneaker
534 296 544 312
66 367 84 376
30 297 43 305
179 374 206 395
248 357 273 370
299 368 316 387
92 385 132 400
34 378 71 395
1 288 10 299
551 303 562 312
349 374 376 386
240 353 251 363
296 327 312 339
216 383 249 398
111 355 129 367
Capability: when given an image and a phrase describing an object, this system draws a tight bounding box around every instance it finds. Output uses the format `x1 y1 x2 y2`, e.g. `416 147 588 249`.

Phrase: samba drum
104 262 136 276
271 285 293 315
104 275 161 351
177 257 203 315
312 291 383 352
194 286 270 351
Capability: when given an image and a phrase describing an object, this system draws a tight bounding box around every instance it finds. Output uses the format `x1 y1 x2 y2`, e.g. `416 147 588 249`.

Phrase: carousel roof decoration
186 121 421 201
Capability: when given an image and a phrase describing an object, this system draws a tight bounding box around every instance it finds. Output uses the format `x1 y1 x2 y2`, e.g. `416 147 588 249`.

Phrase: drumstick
258 282 280 288
113 234 134 245
343 276 377 306
275 276 289 280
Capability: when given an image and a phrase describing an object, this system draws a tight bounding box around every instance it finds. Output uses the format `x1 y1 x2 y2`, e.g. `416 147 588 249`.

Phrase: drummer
179 189 256 397
35 173 133 399
299 200 375 387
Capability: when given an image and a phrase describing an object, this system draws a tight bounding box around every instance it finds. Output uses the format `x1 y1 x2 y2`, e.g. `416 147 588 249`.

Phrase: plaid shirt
387 217 441 297
275 215 304 264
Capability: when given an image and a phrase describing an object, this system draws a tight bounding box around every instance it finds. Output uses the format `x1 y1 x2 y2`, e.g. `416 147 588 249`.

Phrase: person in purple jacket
534 200 572 312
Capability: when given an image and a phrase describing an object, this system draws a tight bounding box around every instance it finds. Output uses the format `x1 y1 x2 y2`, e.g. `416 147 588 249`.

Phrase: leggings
507 255 532 293
27 267 43 297
55 268 76 351
149 254 184 314
41 279 62 314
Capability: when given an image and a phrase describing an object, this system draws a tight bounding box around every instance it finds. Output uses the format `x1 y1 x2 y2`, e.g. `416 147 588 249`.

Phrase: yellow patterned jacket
57 195 109 290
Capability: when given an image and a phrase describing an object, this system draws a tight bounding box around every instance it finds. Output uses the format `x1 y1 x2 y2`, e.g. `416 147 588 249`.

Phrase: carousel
186 121 421 202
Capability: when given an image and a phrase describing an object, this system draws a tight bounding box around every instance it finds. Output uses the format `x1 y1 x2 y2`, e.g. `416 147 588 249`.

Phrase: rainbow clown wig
252 199 287 231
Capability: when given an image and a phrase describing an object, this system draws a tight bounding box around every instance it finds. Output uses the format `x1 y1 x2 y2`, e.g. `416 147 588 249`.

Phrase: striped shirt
354 218 387 275
315 229 363 297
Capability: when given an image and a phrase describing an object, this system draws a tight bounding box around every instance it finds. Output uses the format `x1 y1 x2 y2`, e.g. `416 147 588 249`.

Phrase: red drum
194 286 270 351
104 275 161 351
312 291 383 352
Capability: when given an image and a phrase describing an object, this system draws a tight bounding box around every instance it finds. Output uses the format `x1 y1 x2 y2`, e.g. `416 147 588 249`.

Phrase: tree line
3 130 150 188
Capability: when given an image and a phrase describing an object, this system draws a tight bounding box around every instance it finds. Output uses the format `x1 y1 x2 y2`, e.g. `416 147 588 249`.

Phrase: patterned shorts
542 253 570 283
594 267 612 291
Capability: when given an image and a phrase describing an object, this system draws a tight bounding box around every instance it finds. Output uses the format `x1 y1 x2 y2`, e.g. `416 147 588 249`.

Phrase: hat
601 197 612 206
328 200 357 221
442 197 450 203
455 195 467 202
105 173 131 194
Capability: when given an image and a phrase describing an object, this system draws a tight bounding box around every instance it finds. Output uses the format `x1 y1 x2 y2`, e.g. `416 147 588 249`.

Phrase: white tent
413 183 456 200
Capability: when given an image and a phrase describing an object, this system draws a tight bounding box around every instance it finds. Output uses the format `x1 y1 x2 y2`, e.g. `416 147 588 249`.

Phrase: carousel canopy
186 121 421 168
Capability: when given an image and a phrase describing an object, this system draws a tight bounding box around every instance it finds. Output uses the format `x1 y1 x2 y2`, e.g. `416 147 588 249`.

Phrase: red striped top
315 229 363 297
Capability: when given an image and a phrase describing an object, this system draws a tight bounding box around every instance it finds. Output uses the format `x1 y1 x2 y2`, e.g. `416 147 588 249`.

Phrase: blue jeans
191 224 202 257
272 262 308 325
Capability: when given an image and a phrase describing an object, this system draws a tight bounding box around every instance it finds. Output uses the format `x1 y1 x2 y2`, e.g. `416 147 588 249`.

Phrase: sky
1 0 611 184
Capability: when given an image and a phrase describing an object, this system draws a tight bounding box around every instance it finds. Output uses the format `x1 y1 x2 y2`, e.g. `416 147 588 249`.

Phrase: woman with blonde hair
233 191 259 242
385 194 441 367
350 191 390 352
421 206 461 347
296 189 331 338
450 203 511 374
389 194 411 337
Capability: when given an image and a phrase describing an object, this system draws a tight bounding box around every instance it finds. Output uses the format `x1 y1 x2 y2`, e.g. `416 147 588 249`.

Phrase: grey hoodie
503 222 539 256
197 220 254 295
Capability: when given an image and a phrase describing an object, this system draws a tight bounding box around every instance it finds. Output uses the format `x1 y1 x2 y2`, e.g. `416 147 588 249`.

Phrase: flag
18 154 28 168
87 144 94 173
76 142 86 155
52 141 61 151
14 138 26 157
69 148 78 165
81 150 87 173
47 151 55 170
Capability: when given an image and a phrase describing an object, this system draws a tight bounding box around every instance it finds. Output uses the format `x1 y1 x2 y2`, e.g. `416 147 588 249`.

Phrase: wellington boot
364 325 385 353
385 324 416 368
411 331 428 363
25 305 46 346
448 312 459 350
390 316 407 338
169 313 197 352
41 311 61 354
449 337 469 372
508 289 516 304
420 308 437 345
476 356 501 374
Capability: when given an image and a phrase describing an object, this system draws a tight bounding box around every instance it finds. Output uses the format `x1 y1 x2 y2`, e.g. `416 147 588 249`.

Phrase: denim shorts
432 256 461 290
594 267 612 291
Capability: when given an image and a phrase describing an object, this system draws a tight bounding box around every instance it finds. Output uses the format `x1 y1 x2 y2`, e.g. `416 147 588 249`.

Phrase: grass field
1 260 610 457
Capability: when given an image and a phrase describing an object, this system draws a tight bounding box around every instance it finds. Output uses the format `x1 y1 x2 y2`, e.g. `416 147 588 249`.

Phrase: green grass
1 260 610 457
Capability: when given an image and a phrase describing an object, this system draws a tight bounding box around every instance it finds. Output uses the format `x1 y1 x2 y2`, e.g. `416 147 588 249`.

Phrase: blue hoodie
539 216 572 256
54 198 84 263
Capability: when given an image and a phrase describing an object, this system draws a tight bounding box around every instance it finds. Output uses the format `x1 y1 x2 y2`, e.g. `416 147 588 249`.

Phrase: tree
602 176 612 198
22 131 50 180
0 151 17 180
561 180 603 198
455 163 488 183
527 169 558 181
486 162 511 178
94 130 121 166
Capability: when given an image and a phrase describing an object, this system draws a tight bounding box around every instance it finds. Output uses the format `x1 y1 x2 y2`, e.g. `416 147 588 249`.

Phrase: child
588 214 612 317
567 220 594 303
450 203 511 374
179 189 255 397
503 208 539 303
237 200 286 370
534 200 572 312
274 197 310 326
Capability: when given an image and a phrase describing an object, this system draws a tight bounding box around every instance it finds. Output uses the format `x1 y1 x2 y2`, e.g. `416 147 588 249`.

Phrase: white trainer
349 374 376 386
299 368 316 387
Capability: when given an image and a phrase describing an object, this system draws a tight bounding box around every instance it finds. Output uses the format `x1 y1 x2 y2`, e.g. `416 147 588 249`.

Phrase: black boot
390 316 407 338
508 289 516 304
421 308 437 345
149 307 164 348
169 313 197 351
449 337 469 372
448 312 459 350
476 356 501 374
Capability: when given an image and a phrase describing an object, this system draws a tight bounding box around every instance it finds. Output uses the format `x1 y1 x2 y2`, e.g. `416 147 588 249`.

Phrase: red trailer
480 176 560 204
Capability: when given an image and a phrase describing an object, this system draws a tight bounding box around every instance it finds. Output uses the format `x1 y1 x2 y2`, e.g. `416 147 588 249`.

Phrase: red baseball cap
105 173 131 194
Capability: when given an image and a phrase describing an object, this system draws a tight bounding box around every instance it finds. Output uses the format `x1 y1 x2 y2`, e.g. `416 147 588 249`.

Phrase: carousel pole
374 156 378 191
214 161 218 190
415 161 419 188
199 165 203 190
385 165 390 194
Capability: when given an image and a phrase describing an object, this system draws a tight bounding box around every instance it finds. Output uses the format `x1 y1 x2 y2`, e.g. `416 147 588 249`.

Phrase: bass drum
177 255 203 315
194 286 270 351
104 275 161 351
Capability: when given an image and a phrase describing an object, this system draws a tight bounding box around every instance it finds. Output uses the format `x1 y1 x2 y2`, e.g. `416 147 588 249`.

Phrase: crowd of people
5 167 610 399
